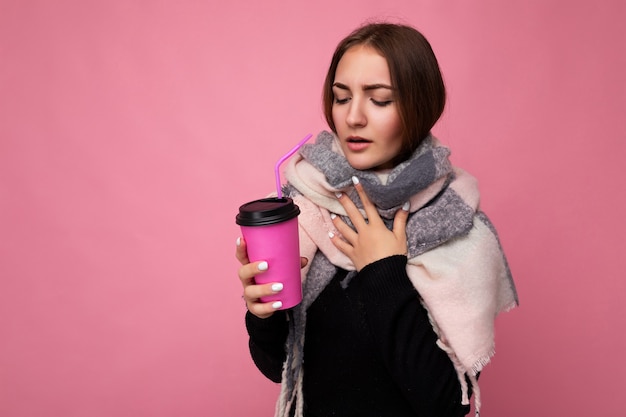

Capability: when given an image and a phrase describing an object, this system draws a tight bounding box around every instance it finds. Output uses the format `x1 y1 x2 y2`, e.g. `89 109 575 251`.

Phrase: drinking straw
275 133 313 198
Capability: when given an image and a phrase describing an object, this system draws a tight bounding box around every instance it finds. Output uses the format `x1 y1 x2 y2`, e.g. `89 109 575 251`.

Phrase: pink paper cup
236 197 302 309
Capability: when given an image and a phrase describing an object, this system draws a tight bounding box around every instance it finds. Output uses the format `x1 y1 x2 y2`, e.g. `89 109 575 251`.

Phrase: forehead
334 45 391 84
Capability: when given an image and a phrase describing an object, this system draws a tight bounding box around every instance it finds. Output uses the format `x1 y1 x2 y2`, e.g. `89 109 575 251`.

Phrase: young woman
236 22 518 417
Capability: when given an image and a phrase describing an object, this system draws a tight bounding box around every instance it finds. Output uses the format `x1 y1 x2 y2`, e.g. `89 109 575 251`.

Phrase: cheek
388 110 403 133
377 111 403 139
392 109 405 136
331 107 343 130
382 114 405 152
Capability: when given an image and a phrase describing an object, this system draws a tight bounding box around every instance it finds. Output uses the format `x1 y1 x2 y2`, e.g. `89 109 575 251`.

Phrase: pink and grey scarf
275 131 518 417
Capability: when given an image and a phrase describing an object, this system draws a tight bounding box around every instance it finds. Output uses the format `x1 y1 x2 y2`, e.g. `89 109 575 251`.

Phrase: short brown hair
323 23 446 164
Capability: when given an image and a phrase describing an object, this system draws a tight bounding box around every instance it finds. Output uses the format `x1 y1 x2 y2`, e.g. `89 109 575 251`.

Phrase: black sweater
245 255 471 417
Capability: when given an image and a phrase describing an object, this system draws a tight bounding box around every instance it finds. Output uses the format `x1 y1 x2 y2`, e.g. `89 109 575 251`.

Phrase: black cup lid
236 197 300 226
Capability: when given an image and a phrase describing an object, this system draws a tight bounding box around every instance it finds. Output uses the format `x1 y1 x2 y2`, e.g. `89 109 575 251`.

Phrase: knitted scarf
275 131 518 417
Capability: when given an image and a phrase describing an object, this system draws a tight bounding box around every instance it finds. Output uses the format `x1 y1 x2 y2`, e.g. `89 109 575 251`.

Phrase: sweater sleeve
348 255 470 416
245 311 288 383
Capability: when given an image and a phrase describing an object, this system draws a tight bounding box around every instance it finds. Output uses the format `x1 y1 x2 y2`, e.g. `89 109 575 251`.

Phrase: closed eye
371 99 393 107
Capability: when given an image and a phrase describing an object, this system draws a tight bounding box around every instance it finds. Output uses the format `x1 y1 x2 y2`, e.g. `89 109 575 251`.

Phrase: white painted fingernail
402 201 410 211
330 213 337 220
236 237 242 246
335 192 343 199
351 176 360 185
258 261 268 271
272 301 283 309
328 231 335 238
271 283 284 292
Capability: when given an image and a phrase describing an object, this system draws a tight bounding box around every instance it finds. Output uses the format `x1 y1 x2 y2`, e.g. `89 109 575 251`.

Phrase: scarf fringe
471 350 496 376
436 338 486 417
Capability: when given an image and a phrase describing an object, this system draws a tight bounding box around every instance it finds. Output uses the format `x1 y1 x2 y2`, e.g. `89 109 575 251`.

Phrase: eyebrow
332 82 394 91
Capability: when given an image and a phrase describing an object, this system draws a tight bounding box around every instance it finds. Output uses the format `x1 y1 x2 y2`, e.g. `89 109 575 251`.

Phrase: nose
346 99 366 128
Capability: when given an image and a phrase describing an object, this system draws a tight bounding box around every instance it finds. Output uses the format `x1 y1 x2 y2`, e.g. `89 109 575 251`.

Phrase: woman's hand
330 176 409 271
236 237 307 319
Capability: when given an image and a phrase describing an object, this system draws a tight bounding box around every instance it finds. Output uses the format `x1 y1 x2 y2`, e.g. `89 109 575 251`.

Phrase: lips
346 136 372 152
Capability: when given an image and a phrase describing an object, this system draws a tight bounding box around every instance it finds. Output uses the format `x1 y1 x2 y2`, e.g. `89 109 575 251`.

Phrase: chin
345 158 370 170
347 156 393 171
346 160 379 171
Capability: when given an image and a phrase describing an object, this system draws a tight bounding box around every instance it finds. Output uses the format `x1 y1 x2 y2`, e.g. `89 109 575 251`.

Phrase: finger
238 260 268 287
335 190 368 231
244 281 284 301
330 212 358 244
300 257 309 269
235 236 250 265
393 202 410 249
328 230 354 256
351 176 384 226
392 201 410 235
244 283 285 319
246 300 282 319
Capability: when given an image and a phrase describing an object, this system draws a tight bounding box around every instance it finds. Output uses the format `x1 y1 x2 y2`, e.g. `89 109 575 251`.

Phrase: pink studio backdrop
1 1 624 416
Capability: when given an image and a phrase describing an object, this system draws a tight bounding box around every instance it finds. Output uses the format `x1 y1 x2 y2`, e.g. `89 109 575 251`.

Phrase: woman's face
331 45 404 171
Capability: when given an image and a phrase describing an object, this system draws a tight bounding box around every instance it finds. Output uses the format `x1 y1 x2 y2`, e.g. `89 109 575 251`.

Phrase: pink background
1 1 625 416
